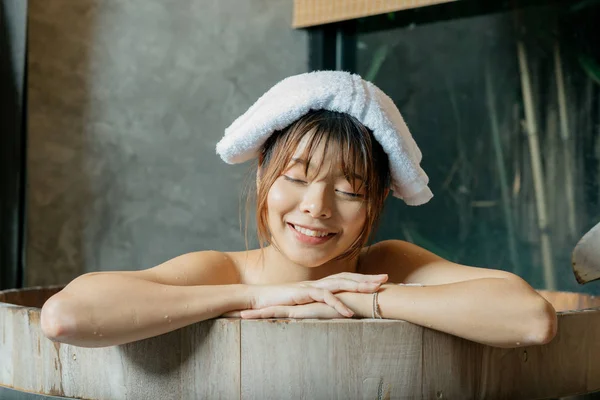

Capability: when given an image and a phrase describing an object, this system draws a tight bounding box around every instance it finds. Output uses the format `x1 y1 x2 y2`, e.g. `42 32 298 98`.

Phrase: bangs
294 124 369 195
261 110 377 198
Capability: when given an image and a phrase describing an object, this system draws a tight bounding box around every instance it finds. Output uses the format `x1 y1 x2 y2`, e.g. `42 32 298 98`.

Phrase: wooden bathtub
1 286 599 399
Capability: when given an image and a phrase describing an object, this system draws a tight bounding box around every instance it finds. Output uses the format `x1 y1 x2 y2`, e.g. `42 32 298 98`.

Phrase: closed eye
338 191 364 198
284 176 363 199
283 176 306 184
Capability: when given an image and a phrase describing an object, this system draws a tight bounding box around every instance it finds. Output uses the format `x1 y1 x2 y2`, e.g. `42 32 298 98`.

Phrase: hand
221 310 242 318
249 273 388 318
304 272 388 293
241 302 346 319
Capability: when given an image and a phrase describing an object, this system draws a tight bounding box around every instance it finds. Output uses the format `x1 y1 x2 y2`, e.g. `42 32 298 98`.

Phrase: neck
256 245 360 284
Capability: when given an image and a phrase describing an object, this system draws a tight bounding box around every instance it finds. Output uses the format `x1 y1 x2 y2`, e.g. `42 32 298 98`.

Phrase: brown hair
243 109 391 262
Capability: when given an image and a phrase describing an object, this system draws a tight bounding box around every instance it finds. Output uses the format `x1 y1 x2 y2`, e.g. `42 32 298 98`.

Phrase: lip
289 223 336 234
287 223 337 245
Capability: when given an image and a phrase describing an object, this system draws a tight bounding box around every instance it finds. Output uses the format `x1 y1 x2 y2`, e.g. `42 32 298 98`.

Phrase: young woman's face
266 136 367 267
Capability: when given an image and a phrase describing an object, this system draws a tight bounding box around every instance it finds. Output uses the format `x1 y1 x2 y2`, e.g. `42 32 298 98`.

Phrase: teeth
293 225 331 238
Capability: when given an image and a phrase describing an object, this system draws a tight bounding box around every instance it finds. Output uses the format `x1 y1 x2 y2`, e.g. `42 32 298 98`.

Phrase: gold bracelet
372 292 382 319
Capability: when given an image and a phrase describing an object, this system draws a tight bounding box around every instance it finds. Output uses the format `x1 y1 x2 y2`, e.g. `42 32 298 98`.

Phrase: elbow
503 276 558 346
40 296 77 342
526 298 558 346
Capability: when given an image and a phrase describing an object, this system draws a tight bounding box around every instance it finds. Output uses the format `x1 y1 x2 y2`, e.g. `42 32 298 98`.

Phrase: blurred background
1 0 599 297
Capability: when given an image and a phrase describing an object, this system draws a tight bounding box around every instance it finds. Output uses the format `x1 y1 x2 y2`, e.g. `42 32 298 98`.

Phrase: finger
310 289 354 317
329 272 389 283
309 278 381 293
241 307 288 319
240 309 265 319
222 310 242 318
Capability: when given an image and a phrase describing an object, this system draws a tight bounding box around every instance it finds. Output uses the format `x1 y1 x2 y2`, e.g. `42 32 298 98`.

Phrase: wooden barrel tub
1 286 599 399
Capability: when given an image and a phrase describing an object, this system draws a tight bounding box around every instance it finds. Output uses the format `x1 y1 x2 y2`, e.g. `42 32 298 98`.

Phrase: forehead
292 134 325 158
287 132 366 181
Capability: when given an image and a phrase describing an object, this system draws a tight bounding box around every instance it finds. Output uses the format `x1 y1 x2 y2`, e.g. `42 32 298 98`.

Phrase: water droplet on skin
184 304 189 309
175 276 179 280
93 331 97 335
168 319 172 323
516 342 521 345
99 333 103 337
427 324 432 328
164 315 169 319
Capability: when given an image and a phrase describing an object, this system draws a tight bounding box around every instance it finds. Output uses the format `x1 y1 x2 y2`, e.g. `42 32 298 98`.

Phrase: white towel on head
216 70 433 206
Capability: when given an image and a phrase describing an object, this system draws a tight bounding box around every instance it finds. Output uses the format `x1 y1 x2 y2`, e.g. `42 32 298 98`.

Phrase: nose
299 184 332 219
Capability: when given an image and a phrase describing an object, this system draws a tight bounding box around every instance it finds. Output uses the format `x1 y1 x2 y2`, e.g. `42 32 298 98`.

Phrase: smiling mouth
288 223 336 237
287 223 337 245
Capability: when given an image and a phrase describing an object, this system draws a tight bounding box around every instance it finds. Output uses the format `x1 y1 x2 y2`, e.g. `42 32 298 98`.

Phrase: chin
280 245 339 268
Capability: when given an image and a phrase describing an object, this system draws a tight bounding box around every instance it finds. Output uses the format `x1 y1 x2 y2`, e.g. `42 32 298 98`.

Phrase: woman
40 71 557 349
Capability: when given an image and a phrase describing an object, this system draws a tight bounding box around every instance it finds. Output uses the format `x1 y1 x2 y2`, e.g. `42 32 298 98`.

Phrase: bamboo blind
293 0 458 28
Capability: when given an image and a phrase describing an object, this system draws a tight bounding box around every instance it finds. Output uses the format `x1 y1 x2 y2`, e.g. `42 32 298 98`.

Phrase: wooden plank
0 286 63 308
477 310 600 399
422 328 483 399
240 319 423 399
538 290 600 312
3 287 600 399
293 0 458 28
0 303 16 391
581 310 600 393
0 301 240 399
179 319 241 400
360 320 423 399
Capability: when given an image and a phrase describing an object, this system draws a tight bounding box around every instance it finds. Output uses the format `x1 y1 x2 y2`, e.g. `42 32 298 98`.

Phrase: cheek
341 205 367 231
267 180 294 213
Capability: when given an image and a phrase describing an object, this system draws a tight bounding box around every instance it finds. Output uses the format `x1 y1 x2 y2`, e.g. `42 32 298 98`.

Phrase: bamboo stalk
484 66 521 275
445 78 472 243
554 42 577 240
585 77 595 226
512 106 524 235
545 108 559 242
517 41 556 290
596 80 600 208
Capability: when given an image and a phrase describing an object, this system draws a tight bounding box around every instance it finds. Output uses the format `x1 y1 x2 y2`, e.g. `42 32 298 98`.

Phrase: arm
40 251 252 348
340 240 557 348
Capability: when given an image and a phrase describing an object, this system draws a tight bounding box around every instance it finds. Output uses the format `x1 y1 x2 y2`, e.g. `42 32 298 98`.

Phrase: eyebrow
290 158 365 181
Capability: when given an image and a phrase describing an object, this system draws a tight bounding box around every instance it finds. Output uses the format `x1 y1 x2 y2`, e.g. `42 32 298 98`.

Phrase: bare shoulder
359 239 515 285
358 240 434 283
224 249 264 285
110 250 243 286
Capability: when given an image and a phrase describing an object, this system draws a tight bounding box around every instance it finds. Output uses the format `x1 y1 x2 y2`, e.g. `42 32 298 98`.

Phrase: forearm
41 273 252 348
337 278 557 348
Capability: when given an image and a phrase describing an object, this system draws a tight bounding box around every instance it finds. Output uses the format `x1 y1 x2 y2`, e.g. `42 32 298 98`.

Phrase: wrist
335 291 371 318
239 284 257 310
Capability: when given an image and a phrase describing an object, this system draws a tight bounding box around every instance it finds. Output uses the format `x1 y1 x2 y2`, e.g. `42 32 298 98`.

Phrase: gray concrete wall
26 0 308 286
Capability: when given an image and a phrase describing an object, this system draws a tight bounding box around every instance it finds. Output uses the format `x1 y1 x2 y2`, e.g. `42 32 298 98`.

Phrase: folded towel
216 70 433 206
